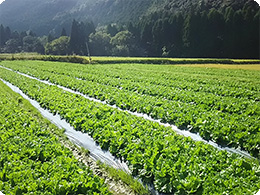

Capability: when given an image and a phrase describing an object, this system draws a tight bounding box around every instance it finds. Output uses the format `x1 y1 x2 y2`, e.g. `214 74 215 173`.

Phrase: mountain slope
0 0 258 35
0 0 79 35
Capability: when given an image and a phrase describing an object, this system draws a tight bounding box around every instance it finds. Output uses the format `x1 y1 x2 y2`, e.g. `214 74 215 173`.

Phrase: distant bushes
0 54 91 64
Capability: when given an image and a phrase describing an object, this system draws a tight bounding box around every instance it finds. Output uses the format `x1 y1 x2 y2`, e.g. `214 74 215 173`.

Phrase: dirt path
60 139 137 195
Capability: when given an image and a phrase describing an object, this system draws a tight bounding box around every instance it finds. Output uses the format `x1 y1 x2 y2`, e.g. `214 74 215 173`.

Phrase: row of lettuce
1 60 259 158
0 81 111 194
0 66 259 194
4 60 259 100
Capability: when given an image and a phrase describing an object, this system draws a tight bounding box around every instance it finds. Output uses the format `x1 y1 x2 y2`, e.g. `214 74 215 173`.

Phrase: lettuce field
0 60 260 194
0 78 111 194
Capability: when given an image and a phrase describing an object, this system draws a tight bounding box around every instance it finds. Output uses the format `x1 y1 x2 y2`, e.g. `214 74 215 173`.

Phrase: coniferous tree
60 28 67 37
152 19 164 56
206 9 225 57
5 26 11 41
47 34 55 42
140 21 154 56
168 14 184 57
253 10 260 58
0 25 6 46
69 19 82 54
69 20 95 55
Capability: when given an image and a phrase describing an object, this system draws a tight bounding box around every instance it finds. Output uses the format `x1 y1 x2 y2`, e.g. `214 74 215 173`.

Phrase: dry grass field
177 64 260 70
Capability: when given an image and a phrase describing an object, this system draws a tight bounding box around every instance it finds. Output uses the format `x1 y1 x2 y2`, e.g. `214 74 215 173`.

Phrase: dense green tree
19 31 28 40
224 7 235 23
241 2 259 58
69 20 95 55
11 31 20 40
206 9 225 57
110 30 143 56
22 36 36 52
5 26 11 41
152 19 166 56
167 14 184 57
139 21 154 56
38 36 49 48
89 32 112 56
253 10 260 58
69 20 84 55
45 36 70 55
2 39 21 53
0 25 5 46
22 35 44 54
182 13 202 57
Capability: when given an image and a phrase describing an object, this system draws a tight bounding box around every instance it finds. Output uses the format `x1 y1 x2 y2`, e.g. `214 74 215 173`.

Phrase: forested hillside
0 0 259 58
134 0 259 58
0 0 257 35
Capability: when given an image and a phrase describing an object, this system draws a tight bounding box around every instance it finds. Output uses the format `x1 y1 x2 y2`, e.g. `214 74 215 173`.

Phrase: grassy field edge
0 53 259 65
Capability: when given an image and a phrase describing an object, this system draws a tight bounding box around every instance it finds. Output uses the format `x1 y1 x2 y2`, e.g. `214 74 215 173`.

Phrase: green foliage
0 61 260 194
110 31 137 56
137 3 259 58
69 20 95 55
45 36 70 55
0 25 45 54
0 25 7 46
89 32 112 56
97 161 150 195
2 39 21 53
1 0 259 58
0 81 111 195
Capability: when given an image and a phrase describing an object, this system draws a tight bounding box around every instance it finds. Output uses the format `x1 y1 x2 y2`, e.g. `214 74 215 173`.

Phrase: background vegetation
0 0 259 58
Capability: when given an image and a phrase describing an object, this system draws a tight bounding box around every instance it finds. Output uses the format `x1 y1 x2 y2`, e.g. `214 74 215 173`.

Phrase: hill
0 0 258 35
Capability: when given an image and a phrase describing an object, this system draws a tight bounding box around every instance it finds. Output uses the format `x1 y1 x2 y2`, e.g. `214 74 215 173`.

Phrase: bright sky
0 0 259 5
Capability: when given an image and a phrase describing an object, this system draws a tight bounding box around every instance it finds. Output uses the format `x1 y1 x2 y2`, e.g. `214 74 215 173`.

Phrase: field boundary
0 53 260 65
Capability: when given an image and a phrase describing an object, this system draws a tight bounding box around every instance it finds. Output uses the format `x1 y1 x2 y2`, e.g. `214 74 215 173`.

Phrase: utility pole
86 41 91 63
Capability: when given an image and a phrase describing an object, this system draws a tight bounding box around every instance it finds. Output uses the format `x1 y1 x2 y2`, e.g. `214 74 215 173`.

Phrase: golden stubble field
177 64 260 71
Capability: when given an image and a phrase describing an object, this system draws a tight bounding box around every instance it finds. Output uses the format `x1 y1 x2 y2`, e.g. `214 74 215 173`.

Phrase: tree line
134 1 259 58
0 1 259 58
0 25 44 54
